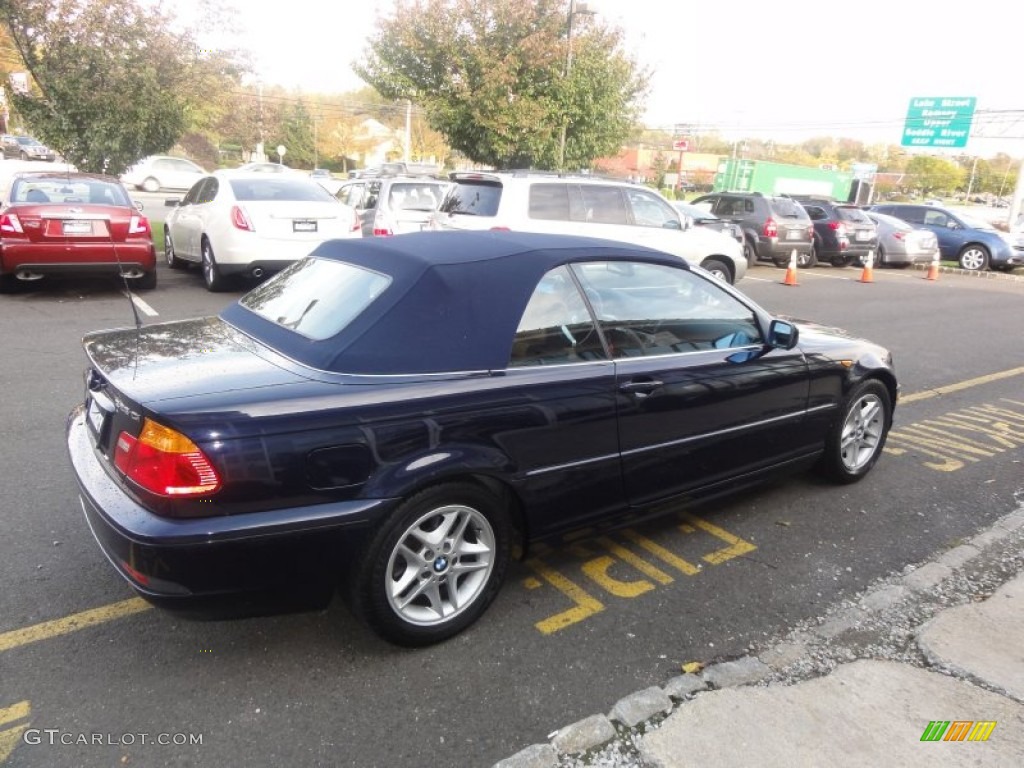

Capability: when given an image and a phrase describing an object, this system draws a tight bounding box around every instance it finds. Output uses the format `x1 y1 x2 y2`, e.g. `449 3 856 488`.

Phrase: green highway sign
902 97 976 148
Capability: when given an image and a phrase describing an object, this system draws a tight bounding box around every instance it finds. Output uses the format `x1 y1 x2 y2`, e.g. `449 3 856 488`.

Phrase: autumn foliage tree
0 0 247 174
356 0 647 170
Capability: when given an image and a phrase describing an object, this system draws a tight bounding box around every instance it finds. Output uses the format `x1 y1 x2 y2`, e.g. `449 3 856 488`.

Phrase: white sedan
164 173 362 291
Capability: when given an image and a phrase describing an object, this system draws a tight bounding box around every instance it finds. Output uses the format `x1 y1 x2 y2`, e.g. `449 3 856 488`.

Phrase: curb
909 263 1024 282
491 502 1024 768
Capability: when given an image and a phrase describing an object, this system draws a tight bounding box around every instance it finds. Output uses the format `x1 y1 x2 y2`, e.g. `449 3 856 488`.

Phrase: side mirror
767 319 799 350
165 198 181 207
133 200 144 212
664 217 683 230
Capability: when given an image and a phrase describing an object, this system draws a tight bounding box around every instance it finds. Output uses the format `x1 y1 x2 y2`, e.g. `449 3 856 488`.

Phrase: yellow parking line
0 598 151 653
901 366 1024 404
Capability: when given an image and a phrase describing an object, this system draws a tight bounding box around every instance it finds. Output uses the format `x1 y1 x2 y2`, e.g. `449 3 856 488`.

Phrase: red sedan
0 171 157 292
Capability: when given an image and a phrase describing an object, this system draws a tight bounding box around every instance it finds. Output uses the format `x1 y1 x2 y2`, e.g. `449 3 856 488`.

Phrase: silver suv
428 171 746 283
337 174 451 237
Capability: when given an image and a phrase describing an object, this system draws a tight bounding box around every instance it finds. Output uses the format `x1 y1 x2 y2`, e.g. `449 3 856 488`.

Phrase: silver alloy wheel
385 503 496 626
959 247 987 271
142 177 160 193
202 243 215 285
839 392 885 472
165 231 175 266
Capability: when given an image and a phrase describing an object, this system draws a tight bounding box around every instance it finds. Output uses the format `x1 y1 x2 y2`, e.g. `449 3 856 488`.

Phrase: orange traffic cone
925 255 939 281
859 250 875 283
782 250 799 286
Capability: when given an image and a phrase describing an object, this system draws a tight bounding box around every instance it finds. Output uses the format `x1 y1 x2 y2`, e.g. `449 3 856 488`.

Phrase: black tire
700 258 733 284
833 255 854 268
743 238 757 267
0 272 21 294
165 229 186 269
798 247 818 269
876 246 886 267
816 379 892 484
201 238 228 292
131 270 157 290
958 244 989 271
19 151 28 161
349 482 511 647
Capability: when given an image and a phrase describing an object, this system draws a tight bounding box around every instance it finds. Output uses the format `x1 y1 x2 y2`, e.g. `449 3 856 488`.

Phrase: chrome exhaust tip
16 270 44 281
251 267 264 278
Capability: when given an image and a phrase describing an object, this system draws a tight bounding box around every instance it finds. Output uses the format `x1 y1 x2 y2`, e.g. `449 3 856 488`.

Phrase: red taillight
892 231 906 241
231 205 254 231
371 209 392 236
0 213 24 234
114 419 220 497
350 209 362 234
828 221 847 234
128 215 149 235
762 217 777 237
490 226 511 232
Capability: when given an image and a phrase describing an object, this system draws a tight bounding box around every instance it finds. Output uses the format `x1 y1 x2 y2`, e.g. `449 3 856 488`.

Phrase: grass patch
152 221 165 253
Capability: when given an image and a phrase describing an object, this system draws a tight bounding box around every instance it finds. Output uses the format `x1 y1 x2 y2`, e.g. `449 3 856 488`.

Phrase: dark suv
792 197 878 268
690 192 813 267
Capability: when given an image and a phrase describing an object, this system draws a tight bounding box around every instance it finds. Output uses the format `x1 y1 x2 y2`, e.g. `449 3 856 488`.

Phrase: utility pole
965 156 978 202
557 1 595 170
404 100 412 162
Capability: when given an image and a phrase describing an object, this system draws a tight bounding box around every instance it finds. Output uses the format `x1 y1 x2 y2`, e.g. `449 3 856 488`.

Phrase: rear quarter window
528 183 571 221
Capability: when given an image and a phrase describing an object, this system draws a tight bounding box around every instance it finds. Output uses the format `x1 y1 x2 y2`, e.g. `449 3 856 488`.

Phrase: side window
337 183 362 208
895 206 925 224
578 185 629 225
528 183 571 221
744 199 755 213
713 197 740 217
363 182 381 210
923 210 949 227
180 179 206 205
153 159 172 172
508 266 605 367
571 261 762 359
626 189 680 228
196 177 219 205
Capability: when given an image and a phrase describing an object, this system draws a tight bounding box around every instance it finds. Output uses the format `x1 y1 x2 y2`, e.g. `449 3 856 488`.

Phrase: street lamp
557 0 595 171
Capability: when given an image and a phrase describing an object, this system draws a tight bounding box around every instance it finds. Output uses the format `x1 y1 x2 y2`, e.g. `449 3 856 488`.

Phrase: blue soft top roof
220 231 687 375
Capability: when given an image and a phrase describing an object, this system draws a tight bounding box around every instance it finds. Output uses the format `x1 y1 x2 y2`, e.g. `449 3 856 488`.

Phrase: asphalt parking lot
1 261 1023 767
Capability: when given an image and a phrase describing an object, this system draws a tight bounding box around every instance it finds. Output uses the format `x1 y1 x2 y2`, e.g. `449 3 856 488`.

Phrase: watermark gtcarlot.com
23 729 204 746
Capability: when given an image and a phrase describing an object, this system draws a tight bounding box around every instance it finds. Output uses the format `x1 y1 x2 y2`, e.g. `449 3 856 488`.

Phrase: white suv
428 172 746 283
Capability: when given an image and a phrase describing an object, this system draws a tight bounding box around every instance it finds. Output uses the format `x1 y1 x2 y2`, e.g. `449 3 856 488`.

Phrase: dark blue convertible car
67 231 897 645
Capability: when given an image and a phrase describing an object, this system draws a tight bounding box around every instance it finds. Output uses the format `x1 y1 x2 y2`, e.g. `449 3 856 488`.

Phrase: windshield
239 257 391 340
229 178 336 202
11 178 130 206
440 180 502 216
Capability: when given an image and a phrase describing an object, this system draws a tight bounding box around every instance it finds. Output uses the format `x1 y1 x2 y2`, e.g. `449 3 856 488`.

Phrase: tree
905 155 964 195
355 0 648 170
0 0 247 174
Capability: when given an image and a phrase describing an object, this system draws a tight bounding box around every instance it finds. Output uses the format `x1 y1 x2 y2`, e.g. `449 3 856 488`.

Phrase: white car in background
121 155 206 192
163 173 362 291
429 172 746 283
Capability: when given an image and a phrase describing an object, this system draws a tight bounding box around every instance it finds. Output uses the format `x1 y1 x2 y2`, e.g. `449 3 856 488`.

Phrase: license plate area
855 230 872 241
786 229 803 240
63 220 94 235
293 219 317 233
85 395 112 448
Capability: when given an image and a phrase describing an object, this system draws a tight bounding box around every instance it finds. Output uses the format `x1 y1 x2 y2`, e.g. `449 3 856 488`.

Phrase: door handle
619 379 664 397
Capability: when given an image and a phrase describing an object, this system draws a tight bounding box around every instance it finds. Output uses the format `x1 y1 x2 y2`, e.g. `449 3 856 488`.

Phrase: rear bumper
759 237 812 261
66 405 396 610
2 242 156 275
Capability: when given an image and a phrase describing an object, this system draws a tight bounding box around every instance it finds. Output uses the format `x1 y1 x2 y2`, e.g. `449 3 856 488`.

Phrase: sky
193 0 1024 156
